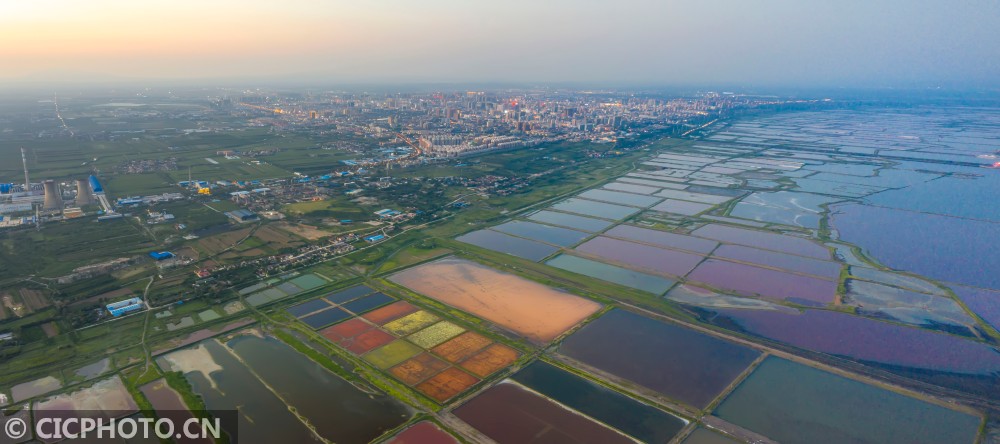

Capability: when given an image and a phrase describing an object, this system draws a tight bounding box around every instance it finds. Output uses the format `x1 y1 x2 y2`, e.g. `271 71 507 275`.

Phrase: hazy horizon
2 0 999 89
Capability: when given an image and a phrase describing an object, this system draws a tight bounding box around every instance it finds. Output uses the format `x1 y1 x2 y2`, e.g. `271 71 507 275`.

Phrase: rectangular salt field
454 382 636 444
276 282 302 295
288 273 327 290
604 225 718 254
713 244 842 279
456 229 559 261
526 210 615 232
512 361 687 443
688 259 837 306
577 189 662 208
654 189 733 205
546 254 676 294
617 177 690 189
602 181 661 195
287 298 333 318
342 292 396 314
300 307 352 329
627 172 687 183
651 198 715 216
713 357 981 444
702 215 769 228
246 288 287 306
390 258 602 343
575 236 704 277
491 220 591 247
324 285 376 304
558 309 760 408
691 224 831 259
548 197 640 220
226 335 412 443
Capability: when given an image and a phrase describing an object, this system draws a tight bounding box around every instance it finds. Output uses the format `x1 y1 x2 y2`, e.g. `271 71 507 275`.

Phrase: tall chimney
21 147 30 192
42 180 62 210
75 179 94 205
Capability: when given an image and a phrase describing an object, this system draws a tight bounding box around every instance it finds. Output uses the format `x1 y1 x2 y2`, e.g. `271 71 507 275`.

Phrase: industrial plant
0 147 113 229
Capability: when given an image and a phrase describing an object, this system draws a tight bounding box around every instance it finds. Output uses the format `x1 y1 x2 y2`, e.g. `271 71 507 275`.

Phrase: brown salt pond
390 258 602 343
454 381 635 444
386 421 459 444
140 379 212 444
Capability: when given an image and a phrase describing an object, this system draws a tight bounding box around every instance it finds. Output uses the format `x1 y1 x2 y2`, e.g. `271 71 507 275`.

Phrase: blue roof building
364 234 386 243
149 251 174 260
107 297 144 317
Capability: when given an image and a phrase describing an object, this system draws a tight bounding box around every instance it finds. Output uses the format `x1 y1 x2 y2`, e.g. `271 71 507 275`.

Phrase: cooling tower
75 179 94 205
42 180 63 210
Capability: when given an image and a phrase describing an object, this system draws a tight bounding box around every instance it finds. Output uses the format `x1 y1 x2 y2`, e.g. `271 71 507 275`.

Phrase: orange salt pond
390 258 601 343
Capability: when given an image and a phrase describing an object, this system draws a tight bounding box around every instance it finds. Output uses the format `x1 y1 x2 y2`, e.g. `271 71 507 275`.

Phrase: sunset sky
2 0 998 87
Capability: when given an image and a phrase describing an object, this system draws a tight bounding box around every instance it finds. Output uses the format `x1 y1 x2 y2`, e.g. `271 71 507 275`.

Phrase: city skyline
2 0 999 88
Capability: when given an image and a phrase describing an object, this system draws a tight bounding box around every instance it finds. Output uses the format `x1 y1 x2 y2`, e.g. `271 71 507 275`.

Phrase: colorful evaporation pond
714 357 981 444
319 301 520 403
511 361 687 443
453 381 637 444
690 223 831 259
490 220 591 247
703 307 1000 398
686 259 837 306
389 258 602 343
455 229 558 261
546 254 676 295
526 210 615 232
548 197 639 220
293 291 397 329
228 335 411 443
831 203 1000 290
558 309 760 408
575 236 704 277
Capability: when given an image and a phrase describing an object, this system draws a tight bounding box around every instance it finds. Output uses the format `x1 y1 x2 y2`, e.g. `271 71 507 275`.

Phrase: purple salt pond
575 236 704 277
713 244 842 279
712 308 1000 376
688 259 837 306
604 225 718 254
692 224 831 259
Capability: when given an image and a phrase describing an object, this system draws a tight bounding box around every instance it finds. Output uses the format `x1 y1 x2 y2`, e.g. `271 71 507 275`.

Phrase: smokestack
21 147 30 191
42 180 62 210
75 179 94 205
